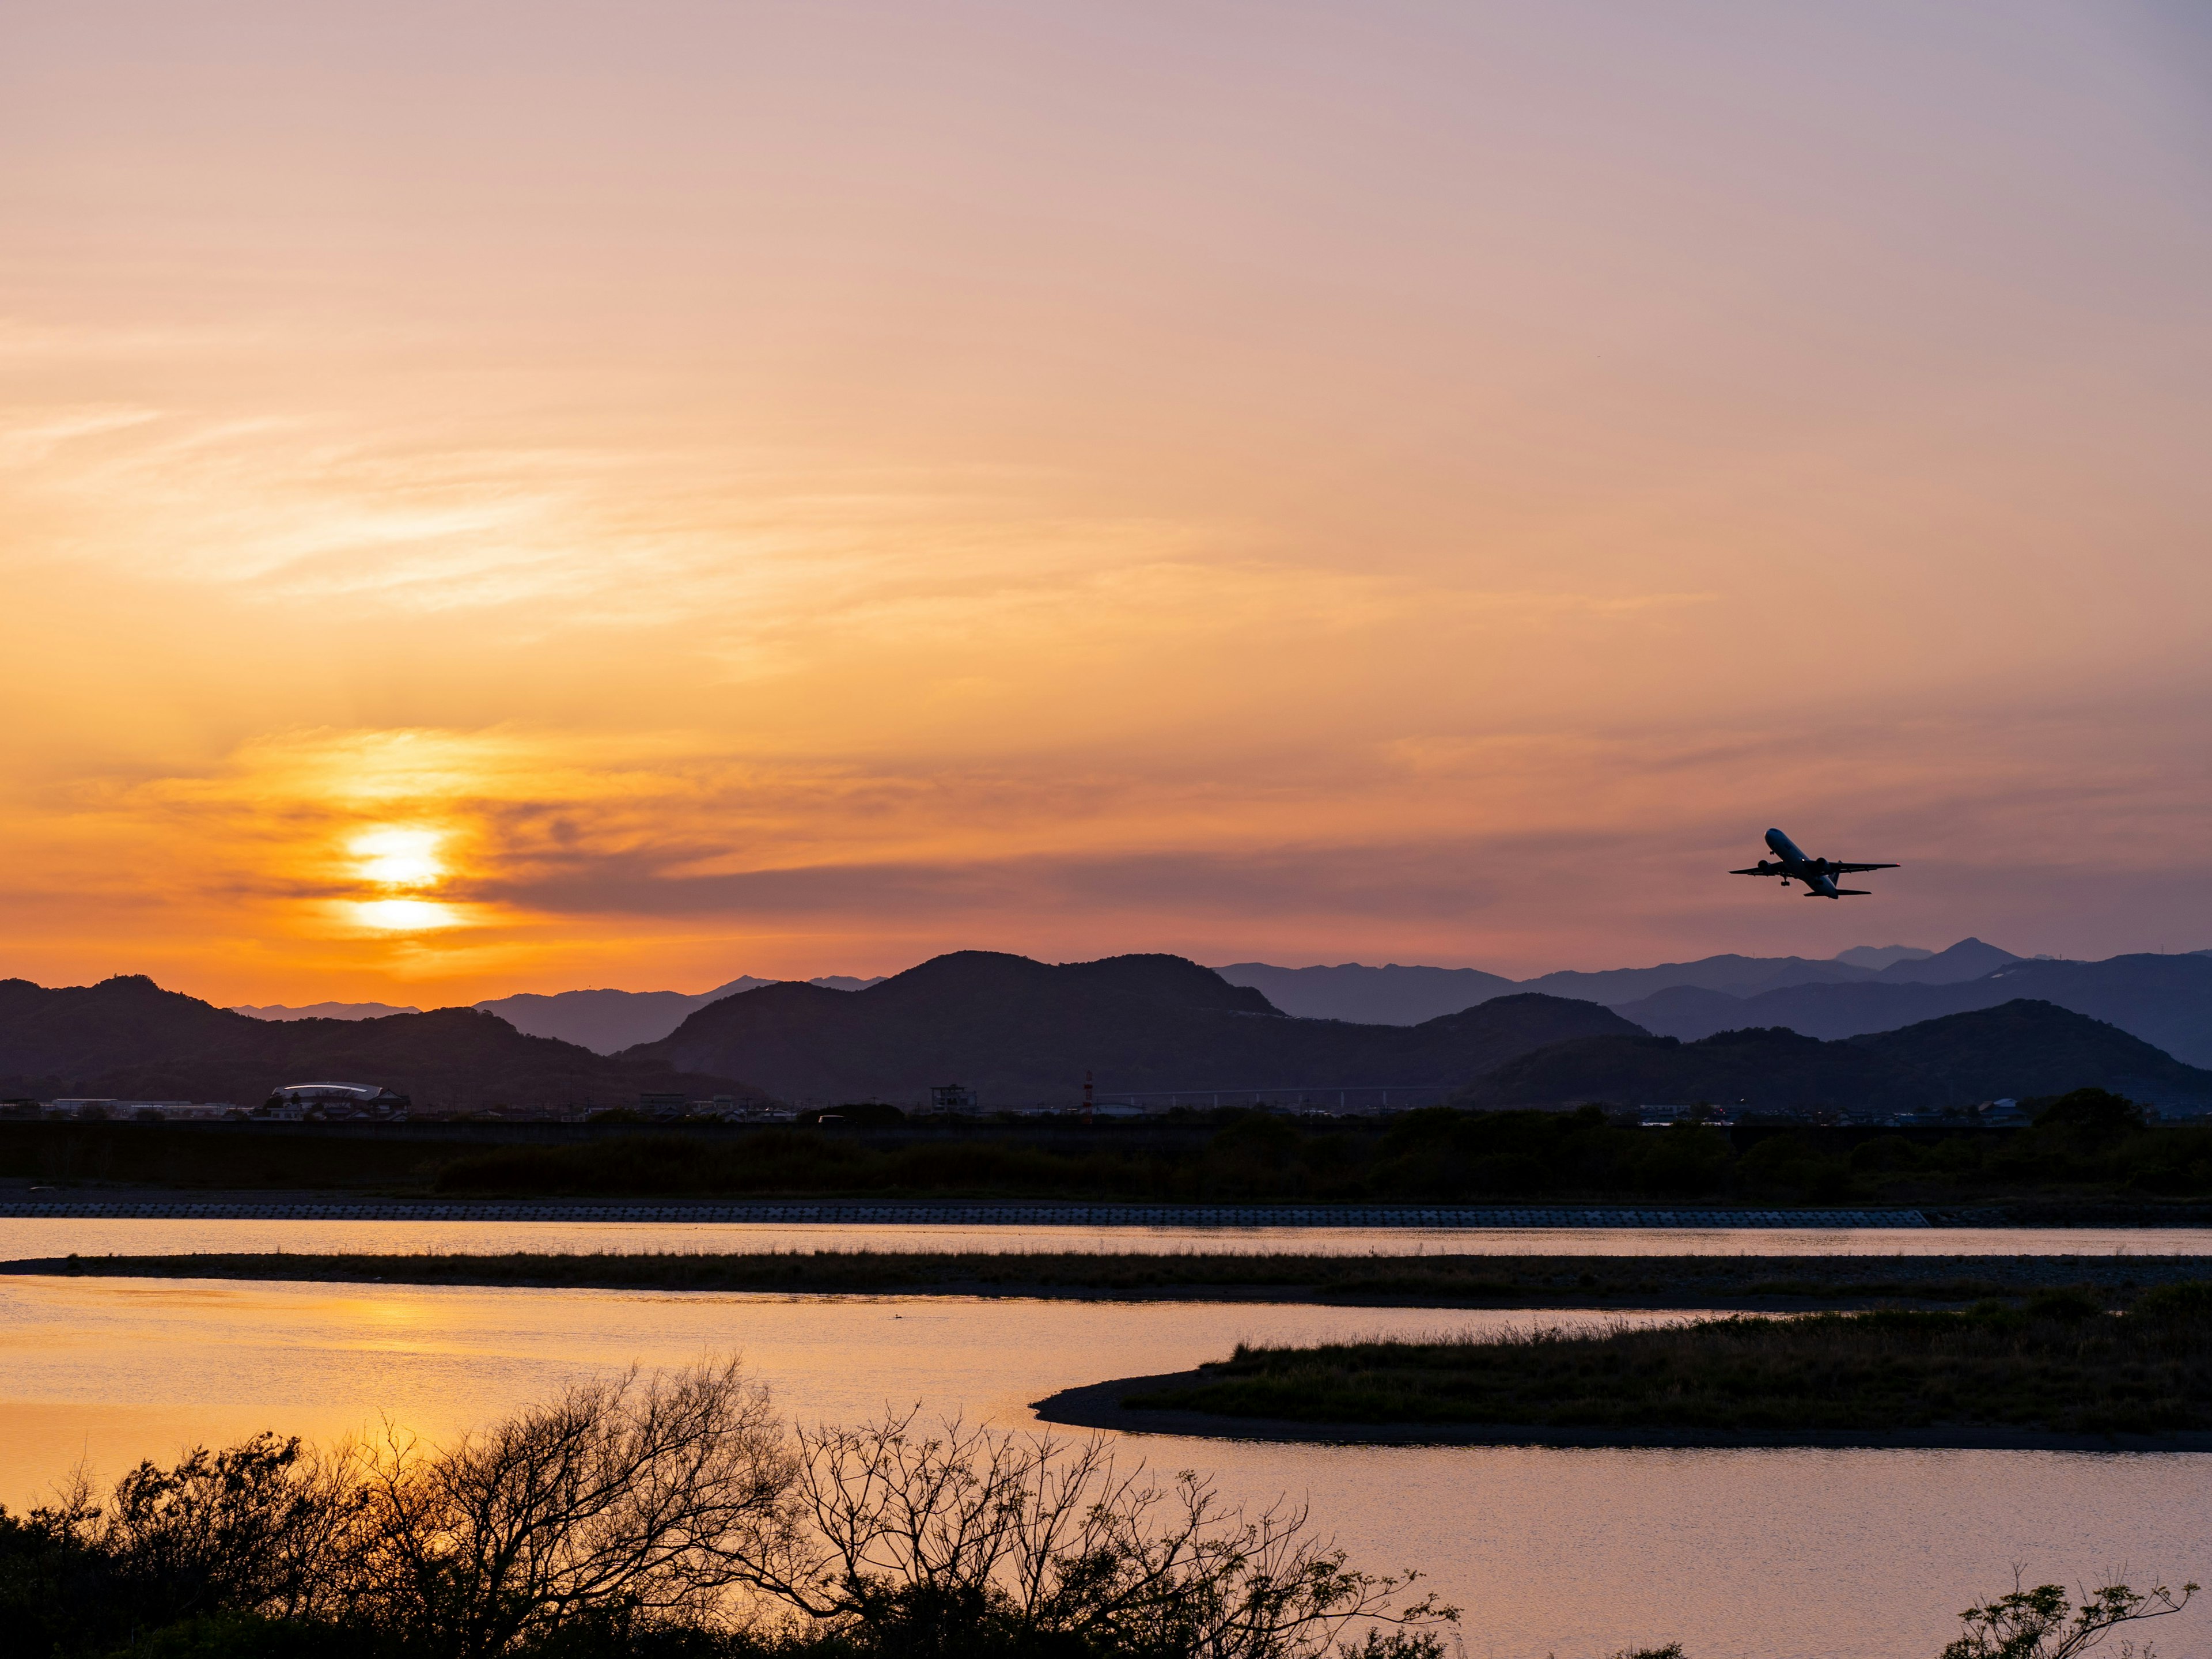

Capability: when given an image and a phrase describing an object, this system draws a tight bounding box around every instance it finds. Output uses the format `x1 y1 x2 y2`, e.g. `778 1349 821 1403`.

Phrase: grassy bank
10 1249 2212 1307
1123 1285 2212 1433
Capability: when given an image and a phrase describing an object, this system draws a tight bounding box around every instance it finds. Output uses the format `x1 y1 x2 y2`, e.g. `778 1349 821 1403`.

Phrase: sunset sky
5 1 2210 1006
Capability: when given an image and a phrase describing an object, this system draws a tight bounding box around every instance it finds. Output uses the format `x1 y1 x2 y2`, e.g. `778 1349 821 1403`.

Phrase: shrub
2019 1287 2105 1323
2029 1089 2146 1150
1849 1137 1925 1175
0 1366 1453 1659
1738 1135 1856 1201
2135 1281 2212 1320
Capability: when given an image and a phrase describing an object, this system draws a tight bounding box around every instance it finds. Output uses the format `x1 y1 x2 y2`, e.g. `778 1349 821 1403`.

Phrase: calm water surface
5 1217 2210 1259
2 1272 2205 1659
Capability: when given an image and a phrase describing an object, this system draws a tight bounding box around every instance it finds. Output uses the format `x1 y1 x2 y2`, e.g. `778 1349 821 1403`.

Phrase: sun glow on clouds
350 826 445 891
348 897 462 933
3 3 2210 1000
342 826 461 933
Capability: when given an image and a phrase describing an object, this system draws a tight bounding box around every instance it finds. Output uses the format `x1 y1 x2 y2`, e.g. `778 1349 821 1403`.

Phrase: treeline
1739 1089 2212 1203
434 1092 2212 1203
0 1362 1449 1659
9 1090 2210 1204
431 1112 1732 1202
0 1122 452 1190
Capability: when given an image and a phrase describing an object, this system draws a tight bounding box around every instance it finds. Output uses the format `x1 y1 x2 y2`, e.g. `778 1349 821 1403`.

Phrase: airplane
1731 827 1899 899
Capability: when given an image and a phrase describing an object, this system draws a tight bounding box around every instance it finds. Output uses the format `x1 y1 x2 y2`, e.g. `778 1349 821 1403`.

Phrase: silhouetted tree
1939 1573 2195 1659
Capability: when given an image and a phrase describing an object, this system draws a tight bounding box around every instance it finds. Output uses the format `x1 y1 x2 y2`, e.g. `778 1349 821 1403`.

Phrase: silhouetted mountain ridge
1615 952 2212 1068
0 975 761 1110
230 1001 423 1020
1213 962 1518 1024
1870 938 2021 984
471 974 884 1052
22 952 2210 1118
1455 1000 2212 1113
1214 939 2024 1024
635 950 1638 1103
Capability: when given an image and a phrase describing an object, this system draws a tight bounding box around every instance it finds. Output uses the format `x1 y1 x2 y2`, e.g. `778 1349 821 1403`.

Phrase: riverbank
0 1195 1933 1226
9 1249 2211 1307
14 1130 2212 1225
1031 1366 2212 1450
1035 1295 2212 1447
10 1178 2212 1229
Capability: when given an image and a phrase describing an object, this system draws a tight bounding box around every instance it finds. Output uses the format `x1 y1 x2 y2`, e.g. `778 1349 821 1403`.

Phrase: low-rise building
48 1098 119 1119
260 1082 410 1120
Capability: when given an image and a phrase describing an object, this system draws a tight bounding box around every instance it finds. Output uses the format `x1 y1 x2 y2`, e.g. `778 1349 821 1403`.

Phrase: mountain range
469 976 880 1053
1456 999 2212 1114
232 976 882 1053
12 959 1634 1111
232 1001 423 1020
629 952 1638 1104
248 945 2010 1052
1609 953 2212 1067
1215 937 2022 1021
10 950 2209 1115
230 940 2209 1064
2 976 757 1111
1217 941 2212 1070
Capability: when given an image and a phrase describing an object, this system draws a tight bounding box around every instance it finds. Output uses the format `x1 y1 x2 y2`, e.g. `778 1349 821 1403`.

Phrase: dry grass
1126 1290 2212 1433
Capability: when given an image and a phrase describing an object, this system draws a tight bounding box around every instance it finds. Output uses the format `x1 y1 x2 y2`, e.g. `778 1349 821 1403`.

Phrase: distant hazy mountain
476 975 884 1054
1616 952 2212 1069
1214 962 1517 1024
232 1001 423 1020
0 975 762 1109
1215 940 2020 1025
1832 945 1934 969
1868 937 2020 984
1518 953 1878 1005
634 950 1638 1104
1456 999 2212 1113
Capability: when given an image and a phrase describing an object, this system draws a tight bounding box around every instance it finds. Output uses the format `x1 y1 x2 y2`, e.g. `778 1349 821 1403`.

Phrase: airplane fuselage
1730 826 1895 898
1764 829 1846 897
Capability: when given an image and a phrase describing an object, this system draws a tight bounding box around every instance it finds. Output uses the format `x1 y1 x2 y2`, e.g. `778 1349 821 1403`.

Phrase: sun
350 896 462 932
350 826 446 891
343 825 463 932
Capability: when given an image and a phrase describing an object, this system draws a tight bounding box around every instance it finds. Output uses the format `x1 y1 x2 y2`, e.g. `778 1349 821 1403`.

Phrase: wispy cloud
5 3 2209 1000
6 691 2200 996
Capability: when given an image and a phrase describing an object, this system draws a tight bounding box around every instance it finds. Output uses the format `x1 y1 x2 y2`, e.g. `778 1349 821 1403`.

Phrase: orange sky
4 2 2210 1005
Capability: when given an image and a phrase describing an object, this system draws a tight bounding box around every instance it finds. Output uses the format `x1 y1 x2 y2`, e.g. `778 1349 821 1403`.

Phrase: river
3 1262 2207 1659
6 1216 2211 1259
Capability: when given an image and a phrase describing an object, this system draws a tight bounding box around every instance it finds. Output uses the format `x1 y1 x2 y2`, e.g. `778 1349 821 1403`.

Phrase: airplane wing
1728 866 1774 876
1827 862 1899 873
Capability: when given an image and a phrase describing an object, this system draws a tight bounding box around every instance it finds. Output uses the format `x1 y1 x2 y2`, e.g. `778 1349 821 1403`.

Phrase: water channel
3 1222 2207 1658
7 1216 2211 1259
